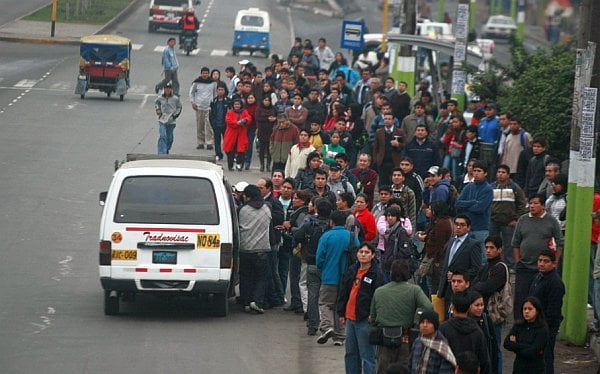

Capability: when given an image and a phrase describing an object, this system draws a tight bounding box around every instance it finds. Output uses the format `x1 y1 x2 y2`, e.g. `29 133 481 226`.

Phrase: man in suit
373 113 405 187
437 214 483 312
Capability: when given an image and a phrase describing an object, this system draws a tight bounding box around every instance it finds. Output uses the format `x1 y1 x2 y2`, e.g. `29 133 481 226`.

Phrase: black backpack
304 217 330 259
383 224 419 275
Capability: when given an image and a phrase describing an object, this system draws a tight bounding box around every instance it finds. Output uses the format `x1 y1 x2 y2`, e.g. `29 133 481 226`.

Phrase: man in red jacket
350 153 378 209
178 8 199 49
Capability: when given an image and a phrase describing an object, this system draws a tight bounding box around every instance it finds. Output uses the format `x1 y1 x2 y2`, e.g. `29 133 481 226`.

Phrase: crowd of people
152 35 600 374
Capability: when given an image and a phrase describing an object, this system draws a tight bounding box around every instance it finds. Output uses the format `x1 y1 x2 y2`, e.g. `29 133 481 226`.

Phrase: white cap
426 166 440 175
238 59 250 65
233 181 249 192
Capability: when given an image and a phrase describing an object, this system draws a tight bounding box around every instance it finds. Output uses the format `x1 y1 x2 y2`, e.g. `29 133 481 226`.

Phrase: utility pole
381 0 389 51
469 0 476 32
516 0 525 42
437 0 445 22
510 0 517 19
389 0 416 96
561 0 599 346
51 0 58 37
450 0 469 111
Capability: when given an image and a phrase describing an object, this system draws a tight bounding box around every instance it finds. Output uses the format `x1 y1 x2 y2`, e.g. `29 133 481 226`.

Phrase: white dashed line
154 45 166 52
131 43 143 50
210 49 228 56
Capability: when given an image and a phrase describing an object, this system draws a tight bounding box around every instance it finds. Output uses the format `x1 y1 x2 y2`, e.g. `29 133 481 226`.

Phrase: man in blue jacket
455 161 493 264
316 210 360 346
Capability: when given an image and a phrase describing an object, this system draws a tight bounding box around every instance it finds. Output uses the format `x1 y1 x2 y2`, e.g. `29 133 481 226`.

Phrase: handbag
487 262 513 324
368 326 405 347
415 254 434 277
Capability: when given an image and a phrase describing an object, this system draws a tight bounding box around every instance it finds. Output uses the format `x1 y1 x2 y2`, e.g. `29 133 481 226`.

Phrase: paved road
0 0 49 27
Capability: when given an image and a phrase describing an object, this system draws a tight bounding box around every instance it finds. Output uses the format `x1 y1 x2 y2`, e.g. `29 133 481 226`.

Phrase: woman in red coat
223 99 252 171
353 193 377 241
243 93 258 170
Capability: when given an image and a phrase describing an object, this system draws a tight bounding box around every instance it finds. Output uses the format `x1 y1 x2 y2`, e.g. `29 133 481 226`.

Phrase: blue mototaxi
76 35 131 101
232 8 270 57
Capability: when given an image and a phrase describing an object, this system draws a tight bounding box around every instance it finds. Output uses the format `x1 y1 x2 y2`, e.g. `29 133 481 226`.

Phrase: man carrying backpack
295 198 333 336
315 210 360 346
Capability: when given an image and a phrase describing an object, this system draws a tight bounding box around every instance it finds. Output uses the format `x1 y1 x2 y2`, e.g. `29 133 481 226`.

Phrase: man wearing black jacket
439 291 491 374
304 88 327 125
338 242 386 373
529 250 565 374
294 198 333 335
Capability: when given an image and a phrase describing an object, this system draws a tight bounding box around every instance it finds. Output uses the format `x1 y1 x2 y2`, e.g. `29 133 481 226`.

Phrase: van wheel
212 292 228 317
104 290 119 315
119 94 124 101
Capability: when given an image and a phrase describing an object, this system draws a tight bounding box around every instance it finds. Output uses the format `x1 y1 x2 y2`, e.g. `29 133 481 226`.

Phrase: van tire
104 290 120 315
213 292 228 317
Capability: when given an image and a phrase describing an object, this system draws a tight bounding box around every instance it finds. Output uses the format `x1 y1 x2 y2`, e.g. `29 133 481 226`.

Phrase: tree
469 41 575 160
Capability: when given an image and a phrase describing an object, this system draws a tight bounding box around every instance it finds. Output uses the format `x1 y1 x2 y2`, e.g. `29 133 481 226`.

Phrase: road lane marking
210 49 228 56
14 79 39 88
154 45 166 52
131 43 143 50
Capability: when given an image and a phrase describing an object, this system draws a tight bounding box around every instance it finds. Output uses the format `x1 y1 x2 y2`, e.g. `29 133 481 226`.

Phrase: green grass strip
24 0 131 25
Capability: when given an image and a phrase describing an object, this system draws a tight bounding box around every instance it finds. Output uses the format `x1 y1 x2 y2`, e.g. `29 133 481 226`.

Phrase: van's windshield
114 176 220 225
240 15 264 27
154 0 188 6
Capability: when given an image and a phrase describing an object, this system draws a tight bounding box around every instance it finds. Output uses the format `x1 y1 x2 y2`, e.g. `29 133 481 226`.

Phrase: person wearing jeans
209 85 230 161
154 83 181 155
337 243 386 374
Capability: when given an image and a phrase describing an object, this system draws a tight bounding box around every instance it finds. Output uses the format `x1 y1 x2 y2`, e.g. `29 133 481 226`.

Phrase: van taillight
150 9 163 16
100 240 111 265
220 243 233 268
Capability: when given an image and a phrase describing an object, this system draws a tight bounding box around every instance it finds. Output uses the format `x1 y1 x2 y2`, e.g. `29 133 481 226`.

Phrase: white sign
454 42 466 62
581 87 597 137
451 70 466 94
455 4 469 40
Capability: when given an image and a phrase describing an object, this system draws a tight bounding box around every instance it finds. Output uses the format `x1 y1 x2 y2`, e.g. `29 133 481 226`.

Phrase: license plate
111 249 137 261
196 233 220 249
153 251 177 264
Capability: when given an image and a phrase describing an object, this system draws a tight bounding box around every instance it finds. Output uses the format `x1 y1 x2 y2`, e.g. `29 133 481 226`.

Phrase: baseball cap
485 103 497 109
233 181 249 192
164 81 173 88
426 166 440 175
330 163 342 171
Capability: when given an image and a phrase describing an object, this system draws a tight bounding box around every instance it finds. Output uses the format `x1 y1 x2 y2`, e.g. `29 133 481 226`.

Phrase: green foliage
469 41 575 160
24 0 131 25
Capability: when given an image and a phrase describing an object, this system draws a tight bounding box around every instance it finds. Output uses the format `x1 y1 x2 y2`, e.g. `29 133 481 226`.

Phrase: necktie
448 236 461 264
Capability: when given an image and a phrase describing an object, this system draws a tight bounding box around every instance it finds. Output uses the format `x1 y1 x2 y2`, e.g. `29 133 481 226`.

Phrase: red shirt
345 268 369 321
354 209 377 241
592 192 600 243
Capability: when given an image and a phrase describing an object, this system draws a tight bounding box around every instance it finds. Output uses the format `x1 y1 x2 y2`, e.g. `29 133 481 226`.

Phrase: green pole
438 0 445 22
510 0 517 19
469 0 476 32
516 0 525 43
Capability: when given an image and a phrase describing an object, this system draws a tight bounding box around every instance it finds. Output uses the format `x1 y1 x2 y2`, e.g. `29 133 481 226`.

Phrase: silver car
481 15 517 39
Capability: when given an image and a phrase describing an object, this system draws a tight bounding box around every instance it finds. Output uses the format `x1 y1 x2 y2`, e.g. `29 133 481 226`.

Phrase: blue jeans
306 264 321 332
278 244 292 294
244 127 256 168
212 123 225 158
158 122 175 154
494 323 503 374
345 319 376 374
469 230 489 265
264 246 284 307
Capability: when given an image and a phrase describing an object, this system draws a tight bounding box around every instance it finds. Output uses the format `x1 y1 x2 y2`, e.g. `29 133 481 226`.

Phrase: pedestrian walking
154 82 182 155
155 37 180 95
189 67 216 150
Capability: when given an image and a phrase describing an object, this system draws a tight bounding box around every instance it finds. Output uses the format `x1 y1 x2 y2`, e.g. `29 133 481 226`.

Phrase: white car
481 15 517 39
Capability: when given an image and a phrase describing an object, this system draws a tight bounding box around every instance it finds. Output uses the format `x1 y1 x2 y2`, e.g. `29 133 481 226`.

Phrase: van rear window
114 176 219 225
240 16 264 27
154 0 187 7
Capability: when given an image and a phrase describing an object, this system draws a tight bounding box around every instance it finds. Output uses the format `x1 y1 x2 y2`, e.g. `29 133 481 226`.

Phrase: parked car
481 15 517 39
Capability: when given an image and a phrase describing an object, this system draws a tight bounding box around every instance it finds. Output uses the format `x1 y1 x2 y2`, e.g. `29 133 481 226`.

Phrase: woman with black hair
416 200 453 295
468 290 499 374
294 151 323 190
504 297 549 373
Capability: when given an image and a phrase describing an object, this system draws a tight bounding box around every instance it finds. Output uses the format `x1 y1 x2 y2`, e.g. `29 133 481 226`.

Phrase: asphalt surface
0 0 597 373
0 0 49 27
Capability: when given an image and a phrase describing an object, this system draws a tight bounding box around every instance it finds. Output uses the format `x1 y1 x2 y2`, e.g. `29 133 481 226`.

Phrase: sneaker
206 145 213 150
215 155 222 162
243 306 251 313
196 144 204 150
249 301 264 314
244 164 250 171
317 328 334 344
307 328 317 336
333 340 344 346
236 163 243 171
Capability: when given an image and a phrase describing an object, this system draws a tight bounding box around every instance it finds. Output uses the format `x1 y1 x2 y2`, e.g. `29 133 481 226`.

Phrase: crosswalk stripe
210 49 228 56
154 46 166 52
14 79 39 88
189 48 200 56
131 44 144 50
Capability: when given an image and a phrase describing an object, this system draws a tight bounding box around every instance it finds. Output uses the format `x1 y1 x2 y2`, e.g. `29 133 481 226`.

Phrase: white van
98 155 238 316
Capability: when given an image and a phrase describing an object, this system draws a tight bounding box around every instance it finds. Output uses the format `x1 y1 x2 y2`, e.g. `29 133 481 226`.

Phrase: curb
0 0 142 46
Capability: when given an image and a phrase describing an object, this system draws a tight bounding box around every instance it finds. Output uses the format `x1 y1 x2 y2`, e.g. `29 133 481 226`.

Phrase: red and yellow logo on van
197 233 220 249
111 231 123 243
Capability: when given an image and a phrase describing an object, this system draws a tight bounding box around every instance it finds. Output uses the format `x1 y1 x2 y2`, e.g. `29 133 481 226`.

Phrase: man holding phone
373 113 405 187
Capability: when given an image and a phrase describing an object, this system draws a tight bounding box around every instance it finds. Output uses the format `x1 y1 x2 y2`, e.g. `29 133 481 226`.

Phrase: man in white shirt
315 38 335 72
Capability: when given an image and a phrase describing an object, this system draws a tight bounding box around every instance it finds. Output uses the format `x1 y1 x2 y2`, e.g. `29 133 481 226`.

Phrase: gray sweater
512 212 563 269
239 201 271 253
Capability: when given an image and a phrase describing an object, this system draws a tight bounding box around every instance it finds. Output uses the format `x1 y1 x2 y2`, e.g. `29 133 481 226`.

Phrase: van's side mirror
99 191 107 206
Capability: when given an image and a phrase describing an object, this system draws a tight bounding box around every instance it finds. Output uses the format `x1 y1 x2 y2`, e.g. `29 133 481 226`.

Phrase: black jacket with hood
337 261 387 321
439 316 491 374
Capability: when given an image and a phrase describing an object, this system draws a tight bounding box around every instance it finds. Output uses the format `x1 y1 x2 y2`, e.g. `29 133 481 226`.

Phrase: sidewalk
0 0 140 45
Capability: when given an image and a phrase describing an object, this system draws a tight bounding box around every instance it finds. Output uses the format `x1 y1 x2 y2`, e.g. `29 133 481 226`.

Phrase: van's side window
114 176 219 225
